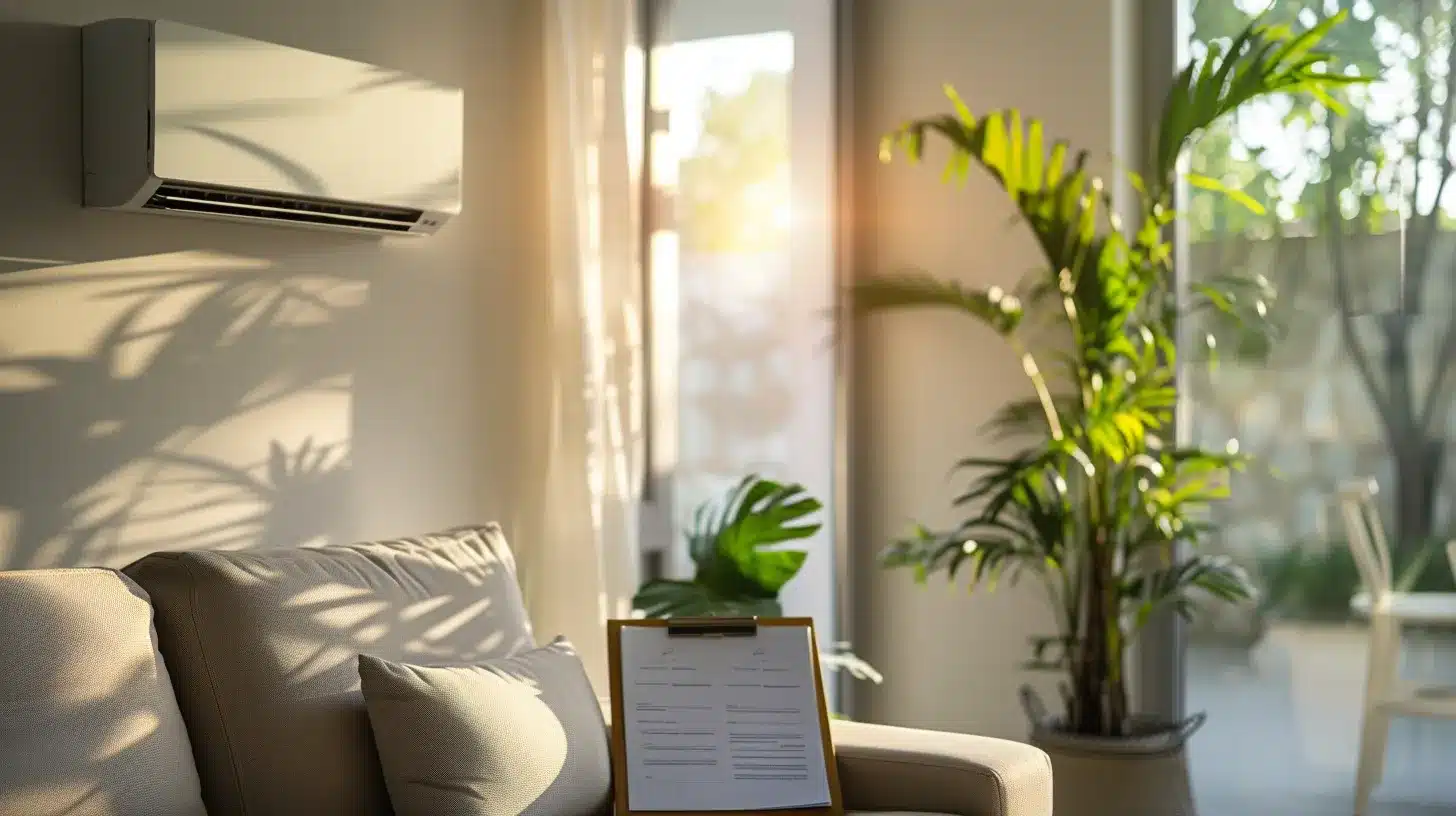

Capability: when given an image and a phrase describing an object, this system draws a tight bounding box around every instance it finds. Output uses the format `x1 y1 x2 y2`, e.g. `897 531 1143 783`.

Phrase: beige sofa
0 525 1051 816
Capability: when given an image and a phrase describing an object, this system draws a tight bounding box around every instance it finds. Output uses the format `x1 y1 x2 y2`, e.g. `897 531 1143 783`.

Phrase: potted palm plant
851 13 1365 815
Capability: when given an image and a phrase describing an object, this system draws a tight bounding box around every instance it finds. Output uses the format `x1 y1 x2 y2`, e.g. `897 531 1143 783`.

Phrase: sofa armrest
830 719 1052 816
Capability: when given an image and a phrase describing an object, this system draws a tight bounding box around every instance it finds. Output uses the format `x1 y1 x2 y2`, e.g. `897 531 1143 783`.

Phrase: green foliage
854 11 1366 738
679 72 789 253
1258 535 1456 622
1155 12 1367 199
633 475 820 618
631 475 883 685
1184 0 1385 242
1187 0 1456 552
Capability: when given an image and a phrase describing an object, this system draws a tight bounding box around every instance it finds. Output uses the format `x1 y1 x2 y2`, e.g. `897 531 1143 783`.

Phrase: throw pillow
0 569 208 816
358 637 611 816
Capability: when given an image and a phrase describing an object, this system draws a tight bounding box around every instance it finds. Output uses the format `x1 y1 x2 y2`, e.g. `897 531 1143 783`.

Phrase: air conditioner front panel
149 20 461 215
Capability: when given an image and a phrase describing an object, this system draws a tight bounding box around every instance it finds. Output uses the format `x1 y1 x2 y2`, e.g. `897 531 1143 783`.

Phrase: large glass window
638 0 843 702
1184 1 1456 812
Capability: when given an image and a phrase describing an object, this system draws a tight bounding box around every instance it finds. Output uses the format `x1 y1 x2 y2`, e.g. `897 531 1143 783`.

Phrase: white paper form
618 625 833 812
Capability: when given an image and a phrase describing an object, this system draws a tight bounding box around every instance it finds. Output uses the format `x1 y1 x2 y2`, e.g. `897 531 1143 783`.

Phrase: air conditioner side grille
144 182 424 232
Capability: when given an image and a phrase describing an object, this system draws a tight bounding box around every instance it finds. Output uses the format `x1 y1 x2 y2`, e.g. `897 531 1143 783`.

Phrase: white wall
0 0 545 569
852 0 1141 739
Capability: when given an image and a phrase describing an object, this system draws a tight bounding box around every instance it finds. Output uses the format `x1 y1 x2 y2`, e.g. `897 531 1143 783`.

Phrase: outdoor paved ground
1188 625 1456 815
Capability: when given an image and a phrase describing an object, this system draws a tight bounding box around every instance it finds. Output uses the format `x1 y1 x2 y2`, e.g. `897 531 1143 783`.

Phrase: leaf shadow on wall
0 16 552 807
0 19 482 569
0 257 369 569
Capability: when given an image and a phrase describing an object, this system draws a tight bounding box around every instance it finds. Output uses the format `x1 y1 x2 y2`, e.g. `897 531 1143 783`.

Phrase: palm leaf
983 395 1081 439
1186 172 1267 215
1153 10 1370 197
880 97 1097 282
1125 554 1257 630
850 272 1024 335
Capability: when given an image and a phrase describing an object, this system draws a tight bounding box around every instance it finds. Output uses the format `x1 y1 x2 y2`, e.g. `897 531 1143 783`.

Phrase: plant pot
1022 687 1204 816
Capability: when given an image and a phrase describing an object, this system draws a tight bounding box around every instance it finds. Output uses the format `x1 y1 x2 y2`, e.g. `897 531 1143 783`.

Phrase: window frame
1136 0 1193 727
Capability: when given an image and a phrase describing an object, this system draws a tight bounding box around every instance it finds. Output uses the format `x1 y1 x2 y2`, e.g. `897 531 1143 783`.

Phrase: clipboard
606 617 844 816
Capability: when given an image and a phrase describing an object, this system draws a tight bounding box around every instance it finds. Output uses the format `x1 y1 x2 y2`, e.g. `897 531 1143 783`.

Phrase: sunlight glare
772 202 791 229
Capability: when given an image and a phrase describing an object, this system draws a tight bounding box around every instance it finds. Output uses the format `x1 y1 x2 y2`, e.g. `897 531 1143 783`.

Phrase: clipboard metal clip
665 616 758 637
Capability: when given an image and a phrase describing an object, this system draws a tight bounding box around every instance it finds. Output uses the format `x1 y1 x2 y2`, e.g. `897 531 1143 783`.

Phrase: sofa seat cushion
0 568 207 816
124 524 535 816
360 637 612 816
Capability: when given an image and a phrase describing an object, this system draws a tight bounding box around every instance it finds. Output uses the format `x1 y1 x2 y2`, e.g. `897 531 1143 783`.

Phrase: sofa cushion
124 524 535 816
359 637 612 816
0 568 207 816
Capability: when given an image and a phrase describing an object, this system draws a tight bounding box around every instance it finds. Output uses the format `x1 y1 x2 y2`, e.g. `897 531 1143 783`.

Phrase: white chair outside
1336 480 1456 815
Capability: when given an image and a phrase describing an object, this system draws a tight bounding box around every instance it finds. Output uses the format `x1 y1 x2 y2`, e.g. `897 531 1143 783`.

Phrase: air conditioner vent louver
144 183 423 232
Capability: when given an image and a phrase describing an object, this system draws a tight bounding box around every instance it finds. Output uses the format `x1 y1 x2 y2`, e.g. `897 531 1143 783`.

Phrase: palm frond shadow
150 123 457 208
144 437 351 551
0 261 370 569
350 67 458 95
157 90 454 204
154 98 342 129
8 543 536 805
402 171 462 208
181 125 329 196
6 617 198 810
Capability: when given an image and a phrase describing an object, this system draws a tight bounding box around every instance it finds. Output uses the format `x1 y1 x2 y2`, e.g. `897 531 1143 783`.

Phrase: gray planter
1023 686 1204 816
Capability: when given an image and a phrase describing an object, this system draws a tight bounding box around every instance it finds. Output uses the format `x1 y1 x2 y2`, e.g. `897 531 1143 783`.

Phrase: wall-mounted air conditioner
82 19 463 236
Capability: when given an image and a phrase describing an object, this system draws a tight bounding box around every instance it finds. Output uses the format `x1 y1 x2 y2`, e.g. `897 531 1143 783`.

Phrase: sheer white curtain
526 0 645 692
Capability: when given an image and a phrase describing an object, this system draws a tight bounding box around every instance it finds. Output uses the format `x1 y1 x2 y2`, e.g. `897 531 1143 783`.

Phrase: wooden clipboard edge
606 617 845 816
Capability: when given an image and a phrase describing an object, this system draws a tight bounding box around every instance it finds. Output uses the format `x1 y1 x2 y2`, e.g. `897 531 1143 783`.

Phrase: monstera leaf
633 475 819 618
632 474 881 688
630 582 783 619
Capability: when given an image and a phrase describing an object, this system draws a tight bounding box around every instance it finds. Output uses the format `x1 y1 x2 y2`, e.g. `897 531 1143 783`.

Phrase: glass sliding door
1176 1 1456 814
638 0 846 707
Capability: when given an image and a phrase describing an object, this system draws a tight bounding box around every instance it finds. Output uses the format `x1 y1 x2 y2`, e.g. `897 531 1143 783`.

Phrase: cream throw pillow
358 637 611 816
